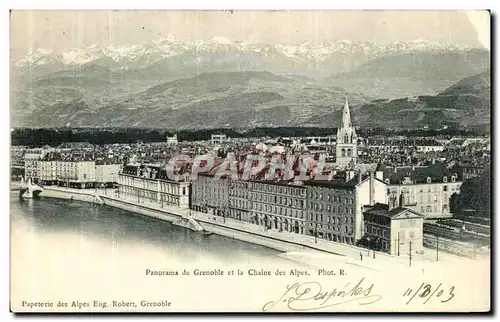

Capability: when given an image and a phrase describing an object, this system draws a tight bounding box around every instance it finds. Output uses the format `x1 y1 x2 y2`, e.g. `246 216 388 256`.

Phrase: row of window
309 189 354 199
309 213 354 224
119 187 181 205
250 183 305 196
253 203 305 218
229 190 249 198
251 193 304 208
310 203 355 214
310 223 354 234
391 184 461 194
120 177 186 195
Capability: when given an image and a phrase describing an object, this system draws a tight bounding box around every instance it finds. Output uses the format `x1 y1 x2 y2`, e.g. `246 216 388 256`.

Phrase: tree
452 168 491 218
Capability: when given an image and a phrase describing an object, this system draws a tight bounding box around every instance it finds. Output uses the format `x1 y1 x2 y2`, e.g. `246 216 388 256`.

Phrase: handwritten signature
262 278 382 312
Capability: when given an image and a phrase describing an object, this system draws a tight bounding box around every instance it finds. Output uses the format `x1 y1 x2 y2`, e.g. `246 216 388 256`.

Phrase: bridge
19 178 44 199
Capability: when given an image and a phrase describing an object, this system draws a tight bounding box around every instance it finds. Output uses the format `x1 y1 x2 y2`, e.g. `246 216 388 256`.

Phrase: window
383 230 387 238
443 185 448 192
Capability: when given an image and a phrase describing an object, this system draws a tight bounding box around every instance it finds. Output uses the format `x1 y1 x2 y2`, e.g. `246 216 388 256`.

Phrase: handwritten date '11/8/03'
403 282 455 305
262 279 456 312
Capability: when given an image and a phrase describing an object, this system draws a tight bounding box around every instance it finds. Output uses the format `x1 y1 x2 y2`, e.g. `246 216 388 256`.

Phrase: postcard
9 10 491 313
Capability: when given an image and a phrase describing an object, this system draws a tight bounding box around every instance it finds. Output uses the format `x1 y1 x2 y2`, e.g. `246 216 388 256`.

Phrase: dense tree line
11 126 488 147
450 168 491 219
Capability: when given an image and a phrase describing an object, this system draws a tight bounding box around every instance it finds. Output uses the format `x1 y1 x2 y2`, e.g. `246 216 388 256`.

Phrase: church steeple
335 94 358 169
341 94 352 129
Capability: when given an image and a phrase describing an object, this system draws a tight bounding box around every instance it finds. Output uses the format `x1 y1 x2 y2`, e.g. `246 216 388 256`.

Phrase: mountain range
10 36 491 129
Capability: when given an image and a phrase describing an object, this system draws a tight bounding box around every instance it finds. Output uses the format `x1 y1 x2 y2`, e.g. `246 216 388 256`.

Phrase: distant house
166 134 178 145
211 133 228 145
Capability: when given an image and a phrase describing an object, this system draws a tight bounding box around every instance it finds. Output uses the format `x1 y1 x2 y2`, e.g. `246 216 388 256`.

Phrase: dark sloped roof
380 162 461 184
364 203 423 218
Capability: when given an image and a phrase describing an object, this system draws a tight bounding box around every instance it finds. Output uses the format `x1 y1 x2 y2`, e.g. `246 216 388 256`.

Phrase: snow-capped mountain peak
14 37 487 71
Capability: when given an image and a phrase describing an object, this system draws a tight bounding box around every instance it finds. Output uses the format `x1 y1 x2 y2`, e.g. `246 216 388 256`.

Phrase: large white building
56 161 96 188
376 163 462 218
118 164 191 209
37 156 121 187
95 163 121 186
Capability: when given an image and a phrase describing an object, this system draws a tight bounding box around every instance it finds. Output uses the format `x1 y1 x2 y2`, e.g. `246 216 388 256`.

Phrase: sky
10 10 490 60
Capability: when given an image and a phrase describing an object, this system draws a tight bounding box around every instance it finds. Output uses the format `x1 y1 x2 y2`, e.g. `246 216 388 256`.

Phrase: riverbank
37 186 481 268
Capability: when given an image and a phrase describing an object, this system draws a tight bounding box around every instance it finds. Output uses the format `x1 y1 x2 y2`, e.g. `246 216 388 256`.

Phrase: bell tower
336 94 358 169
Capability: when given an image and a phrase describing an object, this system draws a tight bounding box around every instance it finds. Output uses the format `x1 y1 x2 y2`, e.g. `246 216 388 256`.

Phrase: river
10 192 295 268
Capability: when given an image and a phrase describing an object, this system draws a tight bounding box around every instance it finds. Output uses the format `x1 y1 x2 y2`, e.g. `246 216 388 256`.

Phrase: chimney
369 171 375 206
358 172 362 184
375 170 384 180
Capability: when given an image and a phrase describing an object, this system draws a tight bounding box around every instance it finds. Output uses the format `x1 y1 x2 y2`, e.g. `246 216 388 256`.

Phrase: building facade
377 163 463 218
38 160 58 185
24 148 51 182
56 161 96 188
228 180 252 222
363 202 424 255
191 174 230 216
95 163 121 185
335 95 358 169
211 133 228 145
304 172 388 245
166 134 178 145
118 164 190 209
248 181 307 234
